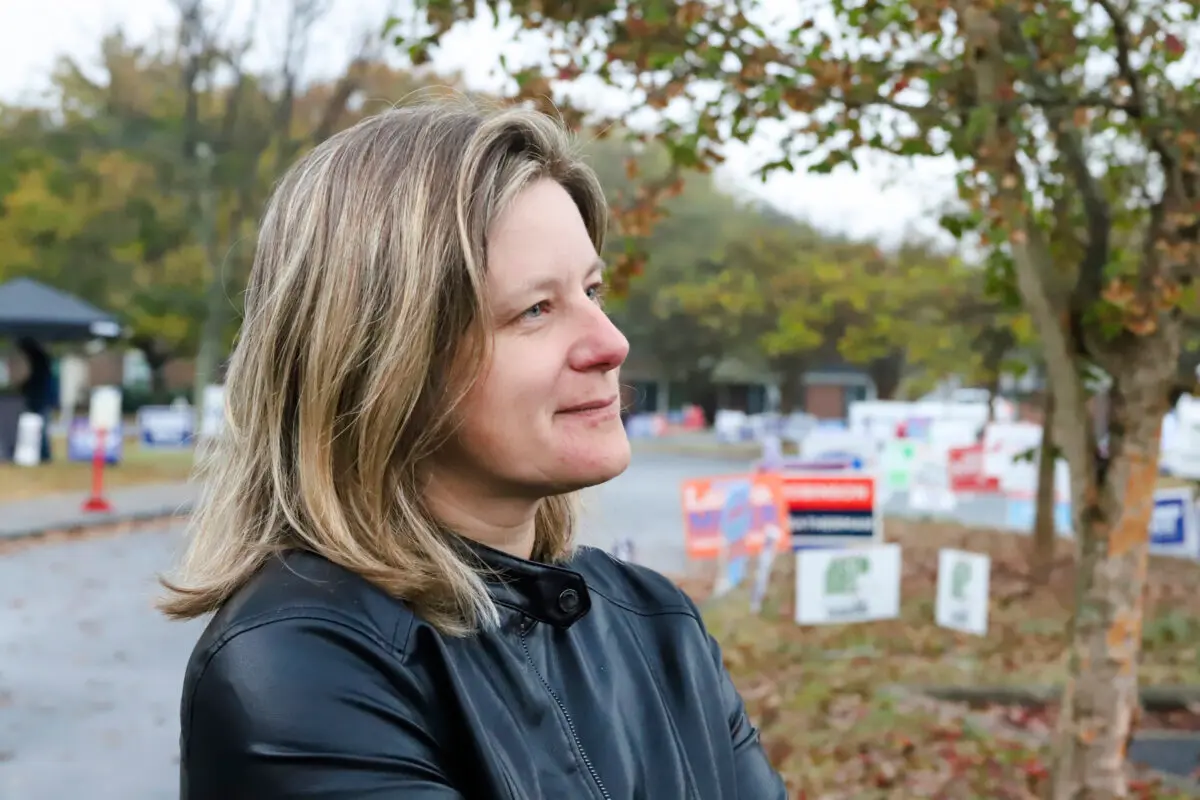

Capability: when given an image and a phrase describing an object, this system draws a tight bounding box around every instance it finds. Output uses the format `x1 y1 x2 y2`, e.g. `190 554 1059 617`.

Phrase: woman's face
442 178 631 497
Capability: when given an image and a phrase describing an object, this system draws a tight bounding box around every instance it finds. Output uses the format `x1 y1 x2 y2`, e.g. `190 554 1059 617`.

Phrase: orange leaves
1102 277 1137 308
1100 275 1186 338
673 1 706 28
623 156 639 181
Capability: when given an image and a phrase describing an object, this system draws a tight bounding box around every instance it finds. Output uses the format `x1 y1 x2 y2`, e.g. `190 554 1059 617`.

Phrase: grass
0 433 196 503
688 518 1200 798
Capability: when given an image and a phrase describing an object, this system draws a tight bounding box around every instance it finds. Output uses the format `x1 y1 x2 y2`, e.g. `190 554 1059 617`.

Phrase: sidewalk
0 482 197 541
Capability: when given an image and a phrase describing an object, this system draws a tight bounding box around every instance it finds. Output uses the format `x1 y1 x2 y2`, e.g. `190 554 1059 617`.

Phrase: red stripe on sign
781 476 875 511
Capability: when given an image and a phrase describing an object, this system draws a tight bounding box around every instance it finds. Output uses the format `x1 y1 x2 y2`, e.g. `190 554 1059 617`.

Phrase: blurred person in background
16 336 53 462
161 98 786 800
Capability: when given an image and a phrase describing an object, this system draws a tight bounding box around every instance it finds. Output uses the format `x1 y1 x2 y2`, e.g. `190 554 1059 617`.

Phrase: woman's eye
522 302 546 320
587 283 606 304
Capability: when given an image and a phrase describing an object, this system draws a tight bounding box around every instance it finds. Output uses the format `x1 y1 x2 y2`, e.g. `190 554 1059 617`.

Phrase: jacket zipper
519 627 613 800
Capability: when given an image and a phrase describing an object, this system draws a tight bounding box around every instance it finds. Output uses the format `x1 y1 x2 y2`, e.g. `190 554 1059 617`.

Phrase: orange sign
680 473 790 560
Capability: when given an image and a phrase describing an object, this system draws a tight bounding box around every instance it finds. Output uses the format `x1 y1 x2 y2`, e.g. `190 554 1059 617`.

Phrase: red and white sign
947 442 1001 494
780 472 882 548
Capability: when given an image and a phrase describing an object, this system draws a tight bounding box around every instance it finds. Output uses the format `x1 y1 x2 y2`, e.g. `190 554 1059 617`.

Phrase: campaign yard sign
680 473 789 561
710 478 756 598
137 405 195 448
749 524 785 614
782 472 882 549
1149 486 1200 559
935 549 991 636
1003 493 1072 536
947 442 1000 494
794 544 902 625
66 418 123 464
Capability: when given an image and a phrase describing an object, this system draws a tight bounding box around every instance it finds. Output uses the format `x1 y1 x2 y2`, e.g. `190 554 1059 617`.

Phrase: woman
161 99 786 799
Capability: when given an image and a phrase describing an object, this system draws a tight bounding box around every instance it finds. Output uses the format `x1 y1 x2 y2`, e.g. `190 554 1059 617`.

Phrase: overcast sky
0 0 960 247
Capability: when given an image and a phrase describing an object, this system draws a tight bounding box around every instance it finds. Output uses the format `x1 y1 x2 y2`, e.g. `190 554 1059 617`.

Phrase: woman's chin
556 437 632 490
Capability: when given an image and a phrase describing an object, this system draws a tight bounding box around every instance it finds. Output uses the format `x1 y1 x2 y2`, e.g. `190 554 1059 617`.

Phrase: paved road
0 526 203 800
0 450 745 800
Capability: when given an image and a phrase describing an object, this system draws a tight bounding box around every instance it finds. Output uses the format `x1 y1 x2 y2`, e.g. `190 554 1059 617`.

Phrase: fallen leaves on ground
683 518 1200 798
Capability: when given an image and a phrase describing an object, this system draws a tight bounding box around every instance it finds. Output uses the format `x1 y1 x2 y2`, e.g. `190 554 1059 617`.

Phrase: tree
0 93 208 393
667 218 876 411
583 134 750 402
823 237 1032 400
399 1 1199 796
0 8 450 394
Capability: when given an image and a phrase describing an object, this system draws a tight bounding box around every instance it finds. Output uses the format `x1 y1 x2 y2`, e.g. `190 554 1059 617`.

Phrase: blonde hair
157 98 609 636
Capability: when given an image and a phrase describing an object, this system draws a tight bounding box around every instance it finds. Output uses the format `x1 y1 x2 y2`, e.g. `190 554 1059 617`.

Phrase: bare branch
270 0 334 168
217 0 260 151
309 14 390 144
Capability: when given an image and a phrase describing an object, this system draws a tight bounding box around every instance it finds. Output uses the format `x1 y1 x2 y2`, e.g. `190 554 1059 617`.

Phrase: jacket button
557 588 580 615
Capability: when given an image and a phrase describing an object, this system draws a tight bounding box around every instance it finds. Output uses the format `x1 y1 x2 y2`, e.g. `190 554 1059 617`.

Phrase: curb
912 684 1200 712
0 504 194 549
629 440 763 461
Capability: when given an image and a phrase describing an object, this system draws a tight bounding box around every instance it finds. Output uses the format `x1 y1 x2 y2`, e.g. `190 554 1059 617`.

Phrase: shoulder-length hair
157 97 609 636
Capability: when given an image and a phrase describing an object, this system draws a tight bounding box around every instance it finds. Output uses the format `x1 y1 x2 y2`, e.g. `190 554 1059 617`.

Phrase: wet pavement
0 449 745 799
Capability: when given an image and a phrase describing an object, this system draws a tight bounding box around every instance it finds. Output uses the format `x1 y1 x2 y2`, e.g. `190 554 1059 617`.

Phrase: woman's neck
422 471 539 560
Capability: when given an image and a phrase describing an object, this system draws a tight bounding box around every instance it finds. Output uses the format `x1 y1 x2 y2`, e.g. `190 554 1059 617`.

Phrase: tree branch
1093 0 1182 197
996 9 1109 315
954 1 1096 476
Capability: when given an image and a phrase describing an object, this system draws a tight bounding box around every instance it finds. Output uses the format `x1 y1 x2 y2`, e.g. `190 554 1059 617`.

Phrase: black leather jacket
180 542 787 799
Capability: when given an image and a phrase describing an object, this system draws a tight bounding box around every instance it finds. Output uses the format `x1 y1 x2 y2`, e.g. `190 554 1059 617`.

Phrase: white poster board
88 385 123 432
798 429 876 466
794 544 901 625
935 549 991 636
200 384 226 438
13 412 44 467
1165 398 1200 479
908 445 957 513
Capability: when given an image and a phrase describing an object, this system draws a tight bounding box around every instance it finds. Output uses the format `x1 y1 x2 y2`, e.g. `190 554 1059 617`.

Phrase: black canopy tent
0 278 122 342
0 278 123 462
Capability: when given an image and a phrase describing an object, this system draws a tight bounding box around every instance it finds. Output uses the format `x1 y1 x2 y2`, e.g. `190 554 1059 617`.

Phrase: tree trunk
191 153 223 425
133 338 171 396
1049 362 1171 799
1030 389 1057 586
953 5 1183 795
867 354 904 400
777 373 802 415
978 328 1013 424
148 354 169 397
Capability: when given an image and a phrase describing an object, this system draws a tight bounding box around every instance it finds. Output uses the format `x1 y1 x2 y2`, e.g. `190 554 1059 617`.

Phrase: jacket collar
457 537 591 630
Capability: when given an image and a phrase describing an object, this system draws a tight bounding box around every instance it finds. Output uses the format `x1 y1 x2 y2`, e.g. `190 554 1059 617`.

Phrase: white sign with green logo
935 549 991 636
794 544 902 625
879 441 919 493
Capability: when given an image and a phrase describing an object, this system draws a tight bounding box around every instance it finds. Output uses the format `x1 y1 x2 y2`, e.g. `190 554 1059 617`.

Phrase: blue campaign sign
719 479 754 589
66 419 123 465
719 480 754 543
1149 487 1198 559
1004 498 1071 535
1151 498 1187 545
137 406 194 448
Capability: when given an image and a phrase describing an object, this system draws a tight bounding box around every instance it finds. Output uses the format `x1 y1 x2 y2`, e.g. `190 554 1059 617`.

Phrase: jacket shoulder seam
586 584 699 620
575 547 701 620
182 606 402 766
